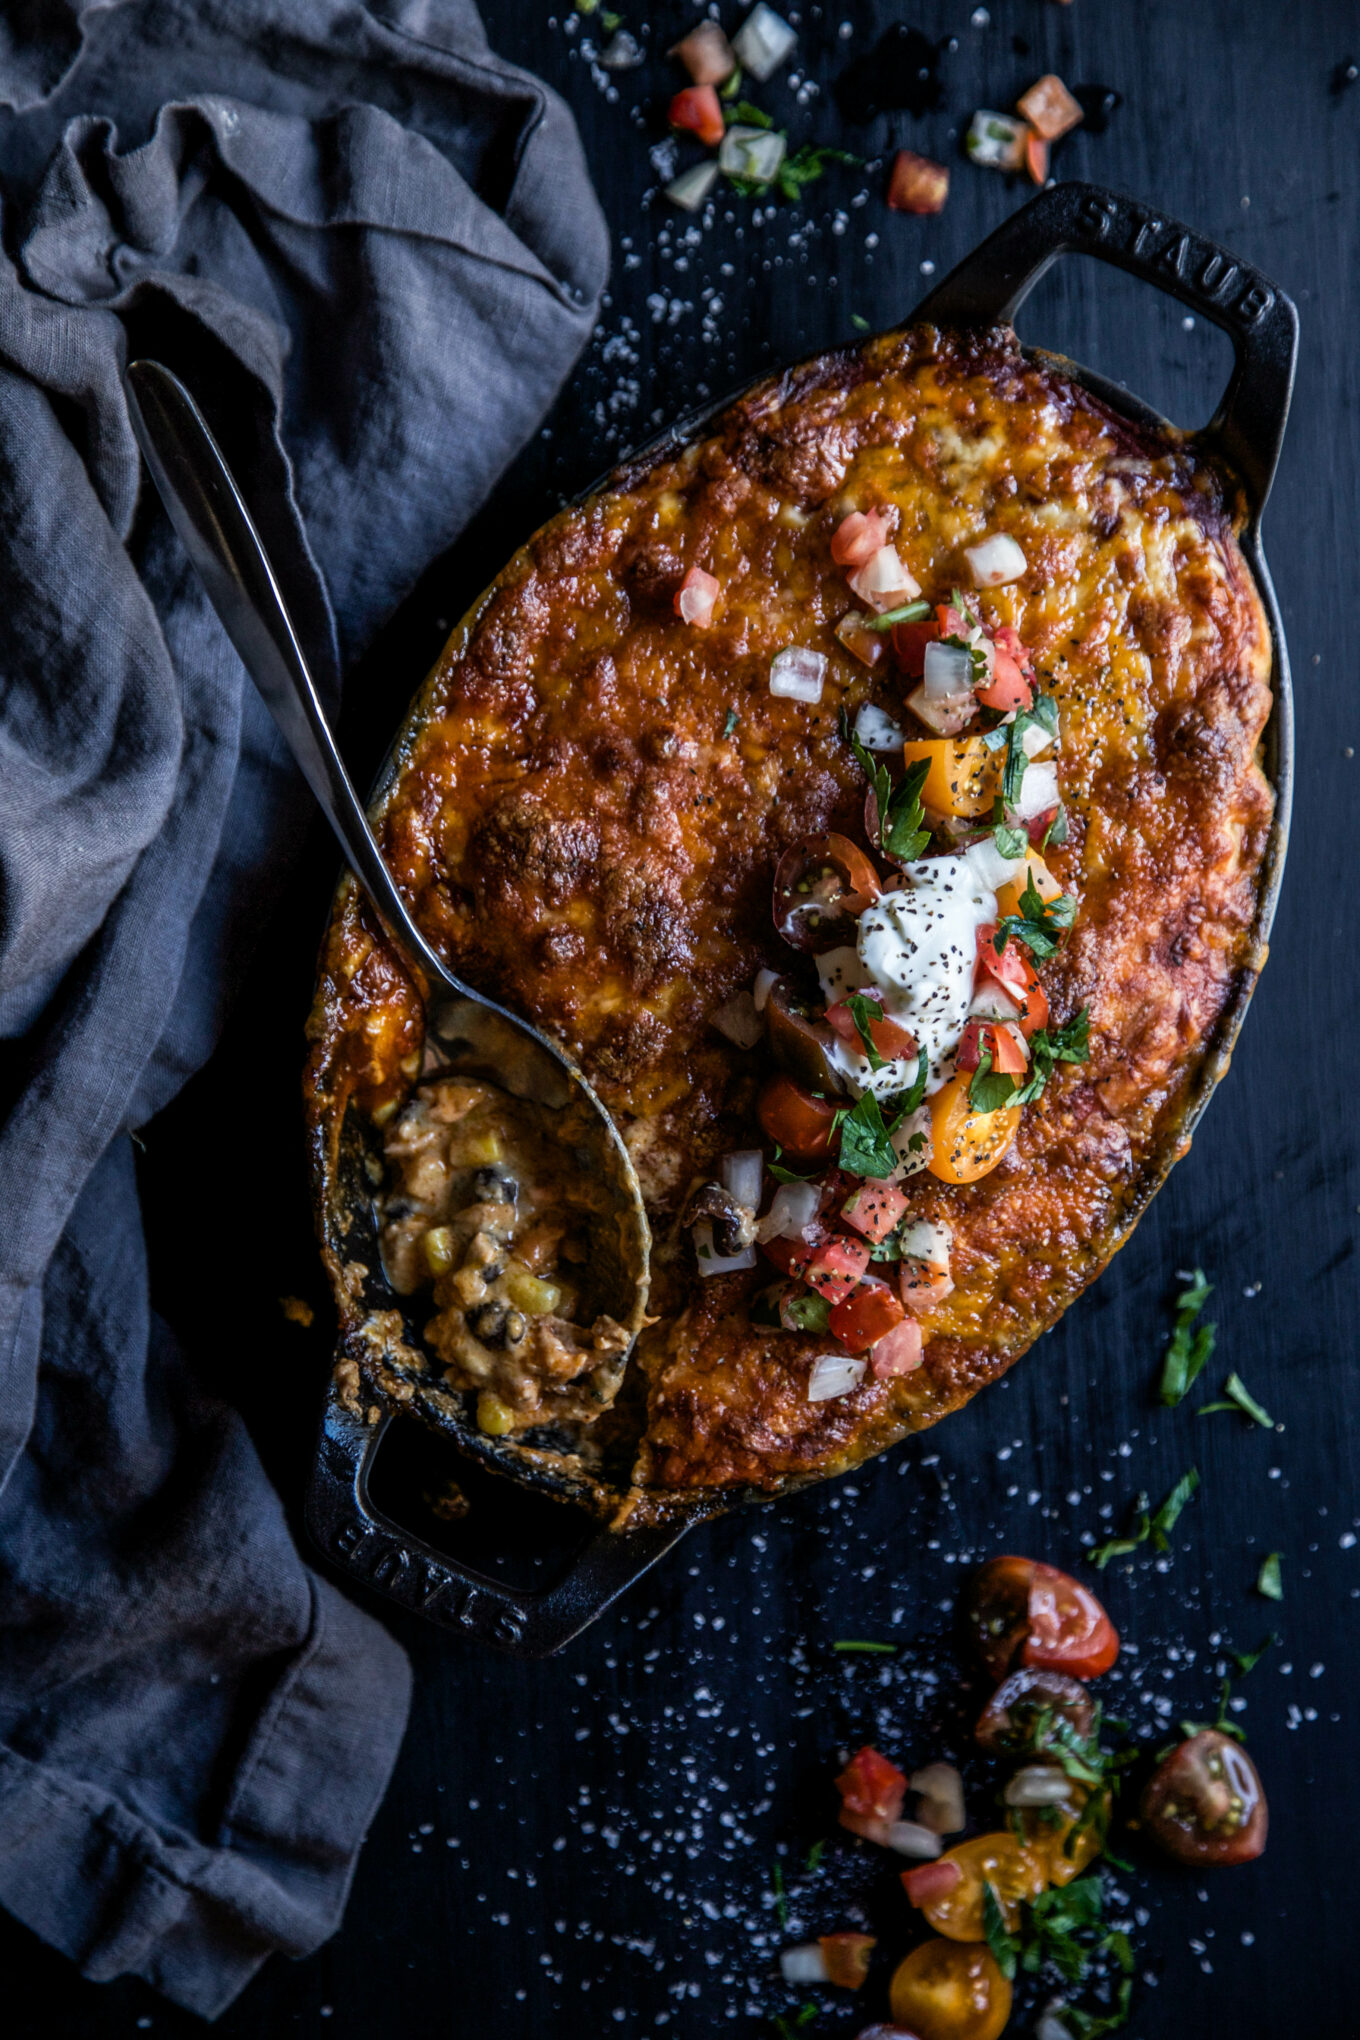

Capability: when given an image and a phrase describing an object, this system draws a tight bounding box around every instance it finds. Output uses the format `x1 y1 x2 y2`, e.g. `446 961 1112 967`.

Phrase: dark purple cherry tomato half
975 1666 1095 1757
772 833 880 952
1141 1729 1267 1866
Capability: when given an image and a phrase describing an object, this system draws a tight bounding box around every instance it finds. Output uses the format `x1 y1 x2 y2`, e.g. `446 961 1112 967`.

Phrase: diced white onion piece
897 1220 953 1269
854 702 908 751
848 543 921 612
965 532 1028 587
887 1105 933 1181
753 967 780 1014
1021 722 1054 760
1037 2004 1076 2040
1013 757 1059 821
756 1179 822 1244
882 1819 944 1859
712 989 763 1049
966 110 1029 170
963 835 1025 892
998 1020 1031 1065
970 981 1022 1024
721 1148 764 1212
732 2 798 80
718 124 788 185
906 680 976 737
692 1221 756 1276
807 1353 867 1402
1004 1764 1075 1808
769 645 827 702
665 160 721 211
598 29 643 69
910 1761 966 1834
923 638 975 700
779 1944 829 1986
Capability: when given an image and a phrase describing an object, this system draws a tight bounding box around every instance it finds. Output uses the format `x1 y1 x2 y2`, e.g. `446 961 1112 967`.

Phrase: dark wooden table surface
7 2 1357 2033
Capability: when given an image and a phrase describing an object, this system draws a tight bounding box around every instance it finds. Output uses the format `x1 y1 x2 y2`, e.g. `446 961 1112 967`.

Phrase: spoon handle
124 358 456 994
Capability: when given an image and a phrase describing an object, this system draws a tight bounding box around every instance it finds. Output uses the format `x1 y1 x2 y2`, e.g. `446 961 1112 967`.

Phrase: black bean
473 1167 518 1203
466 1302 508 1346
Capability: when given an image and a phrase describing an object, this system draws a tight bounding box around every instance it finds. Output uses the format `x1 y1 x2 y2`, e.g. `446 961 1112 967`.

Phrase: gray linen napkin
0 0 607 2016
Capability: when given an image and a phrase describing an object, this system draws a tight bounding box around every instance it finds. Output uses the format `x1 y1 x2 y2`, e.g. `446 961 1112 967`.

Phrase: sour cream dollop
816 854 998 1102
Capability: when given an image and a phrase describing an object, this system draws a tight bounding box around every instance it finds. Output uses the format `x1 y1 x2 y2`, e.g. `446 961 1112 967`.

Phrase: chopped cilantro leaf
1158 1268 1217 1405
1042 799 1070 849
832 1638 897 1654
805 1838 826 1873
1011 1007 1090 1106
1232 1631 1279 1676
719 64 744 100
991 795 1029 860
995 870 1077 958
728 99 774 128
969 1047 1020 1115
1257 1550 1284 1600
1150 1467 1200 1551
866 597 931 631
837 1090 898 1178
778 143 861 202
1088 1491 1151 1570
850 312 870 332
982 1881 1019 1980
848 730 932 860
772 1859 788 1929
846 992 887 1071
1002 690 1060 806
784 1292 831 1333
1198 1370 1273 1427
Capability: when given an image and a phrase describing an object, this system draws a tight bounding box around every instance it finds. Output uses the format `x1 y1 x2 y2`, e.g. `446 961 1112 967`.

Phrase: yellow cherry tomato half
1022 1785 1111 1888
994 848 1062 921
902 736 1003 818
911 1830 1046 1940
889 1937 1013 2040
928 1071 1021 1185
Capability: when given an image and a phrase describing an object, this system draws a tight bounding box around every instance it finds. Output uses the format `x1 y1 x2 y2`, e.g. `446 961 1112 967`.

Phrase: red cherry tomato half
761 1232 817 1281
963 1556 1036 1681
757 1073 839 1161
956 1019 1025 1077
820 1932 876 1990
1023 1562 1120 1679
829 1279 905 1353
827 996 919 1063
977 925 1035 1001
1141 1729 1268 1866
773 834 881 952
975 1666 1095 1756
891 616 939 678
836 1744 908 1822
667 84 724 146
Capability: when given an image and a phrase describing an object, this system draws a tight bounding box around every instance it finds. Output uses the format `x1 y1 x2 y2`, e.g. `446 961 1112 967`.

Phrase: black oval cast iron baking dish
304 182 1298 1657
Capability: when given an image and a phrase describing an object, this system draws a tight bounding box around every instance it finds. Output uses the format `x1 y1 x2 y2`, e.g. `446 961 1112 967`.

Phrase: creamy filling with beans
379 1076 629 1435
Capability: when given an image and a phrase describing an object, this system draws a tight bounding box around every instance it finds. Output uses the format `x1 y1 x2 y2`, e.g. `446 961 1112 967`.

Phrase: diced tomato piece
819 1932 876 1990
886 148 950 215
1026 130 1050 186
761 1227 827 1281
901 1857 963 1909
831 507 890 569
1018 978 1049 1039
935 600 972 638
1026 804 1059 847
978 925 1037 1001
992 622 1033 672
757 1073 839 1161
804 1233 872 1303
976 648 1033 712
840 1179 910 1245
674 563 720 626
869 1314 922 1378
990 1024 1028 1077
891 617 939 677
829 1279 905 1352
957 1017 1025 1078
668 85 724 147
899 1257 953 1313
956 1018 986 1074
826 997 918 1064
836 1745 908 1822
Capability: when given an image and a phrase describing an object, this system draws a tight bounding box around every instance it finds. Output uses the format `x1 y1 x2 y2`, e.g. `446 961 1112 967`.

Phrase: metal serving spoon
125 359 651 1360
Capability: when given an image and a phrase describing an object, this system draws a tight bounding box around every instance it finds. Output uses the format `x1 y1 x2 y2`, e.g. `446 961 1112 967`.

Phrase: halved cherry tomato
757 1073 839 1161
1022 1783 1112 1888
994 849 1062 921
891 615 939 677
765 977 845 1093
977 924 1034 1001
761 1231 819 1281
1141 1730 1267 1866
1025 1561 1120 1678
976 647 1032 712
668 84 724 145
901 736 1003 819
773 833 881 952
819 1932 876 1989
840 1179 909 1244
836 1744 908 1822
804 1233 872 1303
827 995 918 1063
831 507 890 568
888 1939 1011 2040
965 1557 1120 1681
907 1830 1046 1940
829 1279 905 1352
927 1071 1020 1185
870 1314 923 1378
975 1666 1095 1756
955 1018 1026 1079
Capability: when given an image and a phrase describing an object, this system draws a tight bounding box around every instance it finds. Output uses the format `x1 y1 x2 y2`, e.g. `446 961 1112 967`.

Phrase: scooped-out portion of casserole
304 323 1273 1523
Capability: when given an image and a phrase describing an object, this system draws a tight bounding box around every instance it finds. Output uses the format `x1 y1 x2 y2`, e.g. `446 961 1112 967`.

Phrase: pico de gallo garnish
689 509 1091 1400
772 1554 1270 2039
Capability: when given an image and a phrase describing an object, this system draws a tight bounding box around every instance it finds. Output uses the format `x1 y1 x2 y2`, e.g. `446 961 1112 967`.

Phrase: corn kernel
476 1391 516 1436
502 1264 562 1316
422 1226 456 1276
463 1128 503 1167
371 1096 399 1126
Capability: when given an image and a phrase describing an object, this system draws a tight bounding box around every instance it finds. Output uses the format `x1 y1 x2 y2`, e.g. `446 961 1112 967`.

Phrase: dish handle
305 1373 691 1657
911 180 1298 523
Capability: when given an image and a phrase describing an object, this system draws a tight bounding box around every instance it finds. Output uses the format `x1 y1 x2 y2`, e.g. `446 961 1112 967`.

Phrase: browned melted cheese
305 326 1272 1509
